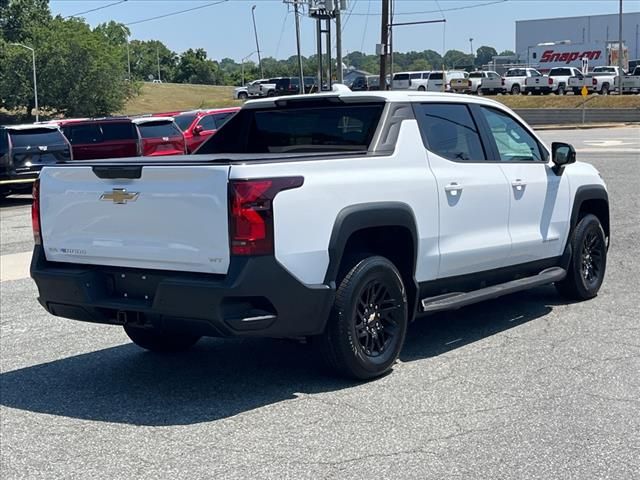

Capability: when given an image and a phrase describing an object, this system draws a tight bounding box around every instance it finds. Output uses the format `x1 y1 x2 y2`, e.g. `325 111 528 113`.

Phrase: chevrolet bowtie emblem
100 188 139 204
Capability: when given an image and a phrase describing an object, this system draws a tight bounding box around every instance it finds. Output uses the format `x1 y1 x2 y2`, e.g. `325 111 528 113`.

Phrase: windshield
137 122 182 139
174 114 197 131
9 129 67 148
196 102 385 155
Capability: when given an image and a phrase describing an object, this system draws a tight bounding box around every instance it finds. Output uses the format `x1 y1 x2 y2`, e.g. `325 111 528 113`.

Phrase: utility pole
251 5 264 78
469 38 474 55
379 0 389 89
293 0 305 93
618 0 624 93
335 0 343 83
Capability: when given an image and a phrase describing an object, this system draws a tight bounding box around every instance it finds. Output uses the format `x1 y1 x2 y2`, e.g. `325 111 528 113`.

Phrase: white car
31 90 609 380
391 71 430 90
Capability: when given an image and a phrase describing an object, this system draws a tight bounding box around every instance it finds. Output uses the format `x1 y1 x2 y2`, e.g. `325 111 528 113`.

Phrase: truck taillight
548 77 553 85
229 177 303 256
32 179 42 245
501 78 505 86
592 78 598 86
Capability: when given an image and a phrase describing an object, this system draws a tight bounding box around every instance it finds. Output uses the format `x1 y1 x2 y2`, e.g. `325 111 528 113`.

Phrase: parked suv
131 117 186 156
1 124 71 197
59 118 139 160
350 75 386 91
171 108 240 153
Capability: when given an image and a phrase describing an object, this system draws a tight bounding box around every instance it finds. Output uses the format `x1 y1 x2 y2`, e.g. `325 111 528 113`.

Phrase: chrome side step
421 267 566 314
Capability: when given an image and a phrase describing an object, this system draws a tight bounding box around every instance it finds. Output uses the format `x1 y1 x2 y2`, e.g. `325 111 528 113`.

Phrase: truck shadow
0 286 570 426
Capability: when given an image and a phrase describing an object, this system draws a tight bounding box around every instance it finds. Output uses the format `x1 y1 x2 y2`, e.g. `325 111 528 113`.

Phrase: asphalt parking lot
1 126 639 479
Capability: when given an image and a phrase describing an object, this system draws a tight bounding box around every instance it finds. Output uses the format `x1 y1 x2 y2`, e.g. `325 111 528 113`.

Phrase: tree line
1 0 516 119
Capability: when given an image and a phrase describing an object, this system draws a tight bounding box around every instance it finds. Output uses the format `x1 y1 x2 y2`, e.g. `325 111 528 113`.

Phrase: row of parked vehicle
389 65 640 96
0 107 239 197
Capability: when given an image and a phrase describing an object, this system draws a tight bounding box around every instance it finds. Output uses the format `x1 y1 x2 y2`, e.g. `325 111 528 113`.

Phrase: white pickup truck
31 89 610 379
568 66 625 95
468 71 505 95
503 67 544 95
622 66 640 93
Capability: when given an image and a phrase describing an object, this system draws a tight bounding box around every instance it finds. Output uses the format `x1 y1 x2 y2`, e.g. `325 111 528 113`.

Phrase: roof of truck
243 88 510 110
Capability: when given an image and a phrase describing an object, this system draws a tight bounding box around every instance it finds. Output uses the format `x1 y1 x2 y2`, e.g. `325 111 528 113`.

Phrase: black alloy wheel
318 256 408 380
556 214 607 300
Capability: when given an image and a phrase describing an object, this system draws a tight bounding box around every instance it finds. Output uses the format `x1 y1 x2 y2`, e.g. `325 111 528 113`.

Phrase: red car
131 117 186 156
59 118 140 160
169 108 240 153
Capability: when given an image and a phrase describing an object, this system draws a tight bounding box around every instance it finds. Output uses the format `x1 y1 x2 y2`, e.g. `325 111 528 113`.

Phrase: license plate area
107 271 159 302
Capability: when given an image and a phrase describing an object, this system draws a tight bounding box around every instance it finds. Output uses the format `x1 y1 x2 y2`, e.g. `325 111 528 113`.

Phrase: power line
125 0 229 27
341 0 358 33
274 10 290 59
64 0 128 19
349 0 507 16
360 0 371 52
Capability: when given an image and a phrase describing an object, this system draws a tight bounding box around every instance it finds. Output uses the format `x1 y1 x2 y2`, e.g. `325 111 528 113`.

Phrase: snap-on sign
540 49 602 64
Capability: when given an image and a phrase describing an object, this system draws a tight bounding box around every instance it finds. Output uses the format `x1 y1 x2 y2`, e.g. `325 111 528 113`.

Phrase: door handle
511 179 526 191
445 182 463 196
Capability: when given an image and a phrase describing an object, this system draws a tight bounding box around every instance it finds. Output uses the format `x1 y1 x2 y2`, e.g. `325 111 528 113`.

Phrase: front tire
124 325 200 352
238 92 248 100
556 214 607 300
319 256 408 380
417 86 426 91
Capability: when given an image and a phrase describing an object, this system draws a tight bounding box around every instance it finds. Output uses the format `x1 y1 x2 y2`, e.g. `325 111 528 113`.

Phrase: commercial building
515 12 640 68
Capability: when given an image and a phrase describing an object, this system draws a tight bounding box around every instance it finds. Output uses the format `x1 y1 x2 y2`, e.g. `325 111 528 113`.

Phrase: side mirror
193 125 204 136
552 142 576 174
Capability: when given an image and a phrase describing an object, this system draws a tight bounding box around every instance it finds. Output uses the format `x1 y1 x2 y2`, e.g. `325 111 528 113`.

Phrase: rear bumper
0 174 37 194
525 86 552 94
30 246 334 338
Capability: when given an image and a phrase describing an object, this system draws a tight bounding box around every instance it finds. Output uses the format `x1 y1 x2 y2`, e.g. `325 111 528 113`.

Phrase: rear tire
124 325 200 352
600 83 609 95
318 256 408 380
511 84 521 95
557 84 565 95
573 88 581 95
555 214 607 301
417 86 426 91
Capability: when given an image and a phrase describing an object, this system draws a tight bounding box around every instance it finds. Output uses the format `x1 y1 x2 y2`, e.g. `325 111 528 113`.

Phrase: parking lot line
0 251 32 282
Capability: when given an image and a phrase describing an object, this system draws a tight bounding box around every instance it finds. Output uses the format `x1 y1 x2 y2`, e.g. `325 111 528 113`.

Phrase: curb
533 123 639 130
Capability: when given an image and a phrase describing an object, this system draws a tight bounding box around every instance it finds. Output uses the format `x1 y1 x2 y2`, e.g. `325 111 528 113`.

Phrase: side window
198 115 217 131
414 103 486 162
479 107 544 162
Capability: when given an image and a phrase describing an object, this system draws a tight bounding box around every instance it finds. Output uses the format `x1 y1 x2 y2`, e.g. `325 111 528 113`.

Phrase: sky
48 0 636 61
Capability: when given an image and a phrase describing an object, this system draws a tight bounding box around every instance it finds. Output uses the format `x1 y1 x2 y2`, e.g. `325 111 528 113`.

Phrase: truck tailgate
39 165 231 274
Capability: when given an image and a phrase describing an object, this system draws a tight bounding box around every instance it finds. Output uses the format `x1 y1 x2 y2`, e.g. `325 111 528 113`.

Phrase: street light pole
10 43 38 122
469 38 474 55
618 0 624 93
251 5 264 78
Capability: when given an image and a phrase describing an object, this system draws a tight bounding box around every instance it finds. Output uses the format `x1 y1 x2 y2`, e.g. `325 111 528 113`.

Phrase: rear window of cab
137 121 182 139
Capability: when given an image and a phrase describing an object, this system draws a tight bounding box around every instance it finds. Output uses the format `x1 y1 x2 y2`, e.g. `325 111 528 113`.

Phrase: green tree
499 50 516 57
475 46 498 67
443 50 474 69
174 48 218 85
128 40 178 82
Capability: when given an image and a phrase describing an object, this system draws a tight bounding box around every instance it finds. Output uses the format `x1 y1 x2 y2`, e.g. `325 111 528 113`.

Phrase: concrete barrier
514 108 640 125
